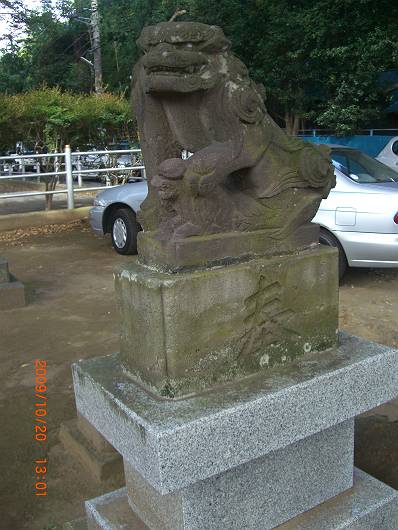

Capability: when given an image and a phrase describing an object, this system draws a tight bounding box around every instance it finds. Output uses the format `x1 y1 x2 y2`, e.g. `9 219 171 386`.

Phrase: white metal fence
0 146 145 210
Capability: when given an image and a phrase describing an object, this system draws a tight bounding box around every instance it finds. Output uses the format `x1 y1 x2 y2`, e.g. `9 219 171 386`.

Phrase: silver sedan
314 146 398 277
90 146 398 278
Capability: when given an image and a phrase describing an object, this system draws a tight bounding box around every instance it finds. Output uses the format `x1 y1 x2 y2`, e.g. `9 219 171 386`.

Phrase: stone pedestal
0 257 25 310
137 224 320 271
59 412 124 487
115 246 338 397
73 332 398 529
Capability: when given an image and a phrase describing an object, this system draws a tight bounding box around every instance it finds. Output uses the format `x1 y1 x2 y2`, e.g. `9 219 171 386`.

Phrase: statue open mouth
147 64 202 75
144 60 215 93
143 48 207 75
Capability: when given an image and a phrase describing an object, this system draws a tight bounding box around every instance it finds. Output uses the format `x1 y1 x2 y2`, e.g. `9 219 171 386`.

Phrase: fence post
20 158 26 181
35 154 41 183
76 147 82 187
54 153 60 183
65 145 75 209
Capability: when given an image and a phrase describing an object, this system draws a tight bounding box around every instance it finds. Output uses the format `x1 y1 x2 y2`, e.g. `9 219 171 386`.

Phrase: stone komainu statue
132 22 335 263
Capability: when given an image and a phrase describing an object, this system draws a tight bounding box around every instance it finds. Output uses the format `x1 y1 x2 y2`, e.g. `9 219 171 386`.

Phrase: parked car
314 146 398 278
90 146 398 279
375 136 398 172
90 180 146 254
77 145 142 183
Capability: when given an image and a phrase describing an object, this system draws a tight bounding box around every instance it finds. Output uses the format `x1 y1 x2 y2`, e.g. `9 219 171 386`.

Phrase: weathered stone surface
85 488 148 530
277 468 398 529
73 332 398 494
0 277 25 310
138 223 320 270
115 245 338 397
0 256 10 283
59 418 124 486
124 420 354 530
77 412 116 454
132 21 335 269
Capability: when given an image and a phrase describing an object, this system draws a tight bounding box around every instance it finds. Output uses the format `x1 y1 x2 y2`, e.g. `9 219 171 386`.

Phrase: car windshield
331 149 398 183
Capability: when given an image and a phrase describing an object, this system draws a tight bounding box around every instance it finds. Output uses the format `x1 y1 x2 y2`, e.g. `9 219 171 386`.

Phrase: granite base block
277 468 398 529
0 276 25 310
76 412 119 454
124 419 354 530
85 488 148 530
84 469 397 530
72 332 398 494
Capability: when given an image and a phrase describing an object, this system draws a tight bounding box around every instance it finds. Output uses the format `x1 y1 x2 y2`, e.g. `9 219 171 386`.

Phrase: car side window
346 157 375 182
331 153 350 176
392 140 398 156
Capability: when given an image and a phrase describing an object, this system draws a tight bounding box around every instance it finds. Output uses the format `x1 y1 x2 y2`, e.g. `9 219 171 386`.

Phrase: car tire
319 229 347 280
110 208 139 255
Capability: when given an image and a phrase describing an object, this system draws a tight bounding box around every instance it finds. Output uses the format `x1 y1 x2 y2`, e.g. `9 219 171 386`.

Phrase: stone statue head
136 22 231 94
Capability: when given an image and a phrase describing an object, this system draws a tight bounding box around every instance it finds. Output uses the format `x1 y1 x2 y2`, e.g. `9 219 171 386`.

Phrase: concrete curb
0 206 91 232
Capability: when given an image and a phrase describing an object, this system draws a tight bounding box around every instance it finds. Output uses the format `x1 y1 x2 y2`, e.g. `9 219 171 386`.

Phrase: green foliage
188 0 398 133
1 0 398 134
0 87 135 152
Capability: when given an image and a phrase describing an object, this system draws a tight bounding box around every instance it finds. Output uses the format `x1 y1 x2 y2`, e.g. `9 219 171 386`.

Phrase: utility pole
90 0 103 94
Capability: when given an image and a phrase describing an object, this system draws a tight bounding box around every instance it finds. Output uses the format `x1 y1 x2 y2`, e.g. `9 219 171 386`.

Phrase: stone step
84 469 398 530
0 256 10 283
0 278 25 310
85 488 147 530
277 468 398 530
59 418 124 487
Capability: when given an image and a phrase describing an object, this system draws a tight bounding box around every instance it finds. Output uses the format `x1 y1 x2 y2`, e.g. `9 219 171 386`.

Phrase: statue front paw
158 158 186 180
185 168 216 196
197 173 217 195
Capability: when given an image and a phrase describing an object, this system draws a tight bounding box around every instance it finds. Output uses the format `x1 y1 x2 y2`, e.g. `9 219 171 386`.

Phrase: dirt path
340 267 398 350
0 225 397 529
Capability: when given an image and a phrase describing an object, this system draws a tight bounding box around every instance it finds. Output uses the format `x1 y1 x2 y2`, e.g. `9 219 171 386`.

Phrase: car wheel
319 229 347 280
110 208 139 255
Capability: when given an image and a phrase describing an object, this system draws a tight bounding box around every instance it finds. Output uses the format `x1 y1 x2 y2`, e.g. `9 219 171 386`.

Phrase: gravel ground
0 223 397 529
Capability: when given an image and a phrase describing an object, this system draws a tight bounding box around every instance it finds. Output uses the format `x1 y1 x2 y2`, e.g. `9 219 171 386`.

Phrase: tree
0 87 135 152
0 87 136 208
1 0 398 134
0 0 91 93
187 0 398 134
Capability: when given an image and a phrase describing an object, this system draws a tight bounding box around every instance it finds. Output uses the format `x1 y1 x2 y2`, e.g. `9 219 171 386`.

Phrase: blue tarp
301 135 393 158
